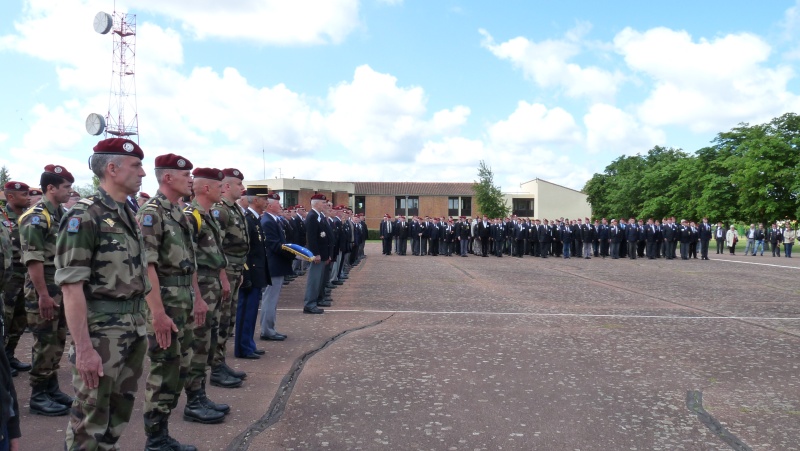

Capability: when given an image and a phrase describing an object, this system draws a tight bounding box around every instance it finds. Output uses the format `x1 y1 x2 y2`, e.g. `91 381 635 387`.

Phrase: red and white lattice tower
86 9 139 142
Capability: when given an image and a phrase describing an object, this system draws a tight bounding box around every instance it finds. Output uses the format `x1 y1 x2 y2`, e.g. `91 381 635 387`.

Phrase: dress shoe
316 300 332 307
237 353 260 360
8 356 31 372
260 334 286 341
253 348 266 355
303 307 325 314
332 280 344 285
10 367 17 377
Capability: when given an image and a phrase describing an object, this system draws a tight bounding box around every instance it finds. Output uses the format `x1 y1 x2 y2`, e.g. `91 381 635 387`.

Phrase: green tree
473 160 509 218
0 165 10 186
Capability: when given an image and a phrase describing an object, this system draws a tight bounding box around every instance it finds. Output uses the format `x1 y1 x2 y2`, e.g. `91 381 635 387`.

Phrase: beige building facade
503 178 591 220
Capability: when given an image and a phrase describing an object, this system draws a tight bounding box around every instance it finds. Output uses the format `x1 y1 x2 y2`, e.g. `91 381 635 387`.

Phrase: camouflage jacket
1 206 23 275
184 199 227 273
0 219 12 287
18 198 62 280
54 188 150 300
136 191 196 279
211 197 249 272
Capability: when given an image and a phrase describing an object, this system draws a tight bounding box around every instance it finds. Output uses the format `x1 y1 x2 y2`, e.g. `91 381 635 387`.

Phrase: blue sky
1 0 799 195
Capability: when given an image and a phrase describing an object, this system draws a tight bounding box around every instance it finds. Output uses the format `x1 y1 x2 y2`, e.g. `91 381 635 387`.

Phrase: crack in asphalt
686 390 753 451
226 313 396 451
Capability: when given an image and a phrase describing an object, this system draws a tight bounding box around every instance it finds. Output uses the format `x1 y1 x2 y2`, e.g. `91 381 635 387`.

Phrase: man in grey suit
259 193 292 340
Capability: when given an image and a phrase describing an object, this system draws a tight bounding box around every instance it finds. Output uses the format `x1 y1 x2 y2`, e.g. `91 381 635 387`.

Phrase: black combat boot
183 389 225 424
145 424 197 451
47 374 75 406
221 361 247 379
210 365 243 388
29 383 70 416
7 353 31 372
10 366 17 377
199 382 230 414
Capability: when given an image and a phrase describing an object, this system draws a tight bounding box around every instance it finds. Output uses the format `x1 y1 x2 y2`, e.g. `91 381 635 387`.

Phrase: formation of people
378 214 797 260
0 138 367 451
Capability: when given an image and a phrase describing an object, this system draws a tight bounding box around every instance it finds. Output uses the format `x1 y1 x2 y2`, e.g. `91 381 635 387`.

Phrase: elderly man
259 192 291 341
56 138 148 449
302 194 331 314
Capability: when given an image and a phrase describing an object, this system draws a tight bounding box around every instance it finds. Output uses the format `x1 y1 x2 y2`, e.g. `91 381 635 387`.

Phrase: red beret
44 164 75 183
29 189 43 196
266 192 280 201
3 181 29 191
333 205 343 211
69 191 81 198
93 138 144 160
222 168 244 180
459 216 466 219
311 193 326 201
139 192 151 199
192 167 224 180
154 153 192 170
297 205 306 210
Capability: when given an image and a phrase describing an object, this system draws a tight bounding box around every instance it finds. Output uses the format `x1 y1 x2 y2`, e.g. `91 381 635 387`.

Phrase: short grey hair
154 168 180 185
311 199 324 208
91 154 125 180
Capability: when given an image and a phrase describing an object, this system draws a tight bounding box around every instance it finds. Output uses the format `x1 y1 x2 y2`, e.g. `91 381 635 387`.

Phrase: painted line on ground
277 308 800 320
712 258 799 270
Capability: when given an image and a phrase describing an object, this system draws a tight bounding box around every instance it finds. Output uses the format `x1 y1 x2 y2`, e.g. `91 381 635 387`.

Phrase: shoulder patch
142 214 154 227
212 209 220 218
67 217 81 233
31 216 40 225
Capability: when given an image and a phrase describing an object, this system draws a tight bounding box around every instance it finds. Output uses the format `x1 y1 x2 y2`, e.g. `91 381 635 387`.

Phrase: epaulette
18 204 51 228
183 206 203 234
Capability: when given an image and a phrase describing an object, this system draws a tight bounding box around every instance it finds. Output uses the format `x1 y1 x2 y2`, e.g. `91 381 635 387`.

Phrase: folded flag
282 243 315 262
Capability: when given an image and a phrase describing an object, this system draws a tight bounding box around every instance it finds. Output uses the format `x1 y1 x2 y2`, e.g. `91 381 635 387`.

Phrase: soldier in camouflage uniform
56 139 150 450
18 164 74 416
182 168 233 423
137 154 209 451
2 181 32 377
210 168 249 384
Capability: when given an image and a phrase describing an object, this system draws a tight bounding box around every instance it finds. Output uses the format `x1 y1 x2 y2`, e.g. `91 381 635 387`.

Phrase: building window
512 198 534 217
395 196 419 217
277 190 298 208
354 196 365 215
461 197 472 217
448 197 459 217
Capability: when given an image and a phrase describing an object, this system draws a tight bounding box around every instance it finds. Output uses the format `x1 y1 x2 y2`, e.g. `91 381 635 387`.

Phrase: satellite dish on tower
85 113 106 136
93 12 112 34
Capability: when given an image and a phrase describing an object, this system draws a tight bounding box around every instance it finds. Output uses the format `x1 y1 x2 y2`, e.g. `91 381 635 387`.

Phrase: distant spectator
743 224 756 255
726 225 739 255
783 224 796 258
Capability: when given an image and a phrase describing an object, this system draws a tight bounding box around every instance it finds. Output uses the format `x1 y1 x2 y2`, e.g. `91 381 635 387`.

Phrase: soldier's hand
221 278 231 301
153 311 178 349
193 298 208 327
38 293 57 321
76 347 104 390
9 438 18 451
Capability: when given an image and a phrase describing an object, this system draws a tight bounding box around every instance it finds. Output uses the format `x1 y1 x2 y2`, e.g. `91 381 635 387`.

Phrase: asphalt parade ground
16 242 800 450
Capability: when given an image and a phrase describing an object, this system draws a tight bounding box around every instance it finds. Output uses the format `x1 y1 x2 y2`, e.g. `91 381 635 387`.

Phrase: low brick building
353 182 476 229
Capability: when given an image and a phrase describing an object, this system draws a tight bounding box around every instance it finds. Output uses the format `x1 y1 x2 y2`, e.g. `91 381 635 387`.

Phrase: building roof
354 182 476 196
520 178 586 195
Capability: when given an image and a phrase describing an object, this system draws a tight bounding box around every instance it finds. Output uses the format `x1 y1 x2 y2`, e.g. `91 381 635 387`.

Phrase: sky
1 0 800 195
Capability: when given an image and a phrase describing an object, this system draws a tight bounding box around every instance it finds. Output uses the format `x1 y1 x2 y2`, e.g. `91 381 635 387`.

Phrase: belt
160 274 193 287
87 297 146 314
225 255 246 265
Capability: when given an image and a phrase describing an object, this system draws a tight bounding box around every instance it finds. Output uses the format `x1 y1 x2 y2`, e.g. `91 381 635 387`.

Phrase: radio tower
85 9 139 142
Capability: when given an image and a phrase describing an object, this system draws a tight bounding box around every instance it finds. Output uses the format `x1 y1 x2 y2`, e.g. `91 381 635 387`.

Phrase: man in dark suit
396 216 409 255
302 194 332 314
429 218 440 256
597 218 609 258
236 185 271 359
768 223 783 257
678 220 691 260
477 215 490 257
419 217 431 256
625 218 639 259
609 219 622 259
259 193 292 341
699 217 712 260
645 219 658 259
537 219 552 258
713 221 726 255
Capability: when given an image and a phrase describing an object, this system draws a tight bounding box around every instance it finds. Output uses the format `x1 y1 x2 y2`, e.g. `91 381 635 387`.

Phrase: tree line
583 113 800 225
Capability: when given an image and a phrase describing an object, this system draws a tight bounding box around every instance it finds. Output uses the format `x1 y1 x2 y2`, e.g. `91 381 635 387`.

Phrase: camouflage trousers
212 270 241 368
65 309 147 451
3 273 26 357
143 285 194 435
25 280 67 387
185 274 221 392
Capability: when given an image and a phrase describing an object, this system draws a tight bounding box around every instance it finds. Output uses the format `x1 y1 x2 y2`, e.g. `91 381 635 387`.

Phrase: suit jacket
243 208 270 289
713 225 726 241
305 209 332 261
699 223 712 240
581 224 595 241
609 225 623 243
379 220 394 238
597 224 609 240
767 228 783 244
262 213 294 278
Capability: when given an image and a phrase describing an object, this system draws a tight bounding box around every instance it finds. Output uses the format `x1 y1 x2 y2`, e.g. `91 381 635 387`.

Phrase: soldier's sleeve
137 206 164 266
19 212 47 265
54 203 95 285
212 205 228 230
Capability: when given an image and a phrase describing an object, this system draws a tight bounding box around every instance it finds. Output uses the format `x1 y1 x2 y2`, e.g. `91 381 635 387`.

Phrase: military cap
92 138 144 160
297 205 306 210
44 164 75 183
222 168 244 180
69 191 81 198
459 216 466 219
192 167 224 180
310 193 327 201
139 192 151 199
29 188 43 196
154 153 193 170
4 181 29 191
333 206 343 211
266 192 280 201
245 185 269 196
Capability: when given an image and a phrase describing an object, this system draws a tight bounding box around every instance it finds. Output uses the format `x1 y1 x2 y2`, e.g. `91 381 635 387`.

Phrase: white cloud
480 27 623 102
614 27 800 132
0 133 8 144
133 0 362 45
584 104 665 155
489 101 582 150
